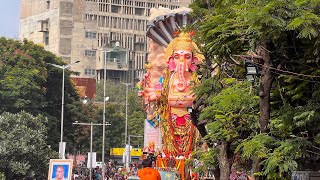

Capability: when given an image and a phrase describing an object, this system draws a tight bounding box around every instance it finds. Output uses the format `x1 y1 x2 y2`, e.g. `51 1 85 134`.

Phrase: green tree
0 111 52 179
0 38 47 114
95 80 126 103
128 90 145 148
72 102 102 155
191 0 320 178
73 102 126 160
128 110 145 148
198 78 259 179
95 81 145 149
105 103 126 149
0 37 86 158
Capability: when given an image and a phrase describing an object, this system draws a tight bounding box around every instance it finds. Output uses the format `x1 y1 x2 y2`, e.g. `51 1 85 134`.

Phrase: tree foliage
95 80 126 103
0 32 145 179
190 0 320 178
196 78 259 178
0 38 47 114
0 111 52 179
93 81 145 151
0 38 87 170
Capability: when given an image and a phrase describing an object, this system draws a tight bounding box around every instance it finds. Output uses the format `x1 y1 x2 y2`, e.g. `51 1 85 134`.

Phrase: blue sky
0 1 20 38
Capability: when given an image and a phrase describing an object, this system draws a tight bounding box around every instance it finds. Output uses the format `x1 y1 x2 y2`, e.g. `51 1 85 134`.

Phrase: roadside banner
144 119 162 151
87 152 96 169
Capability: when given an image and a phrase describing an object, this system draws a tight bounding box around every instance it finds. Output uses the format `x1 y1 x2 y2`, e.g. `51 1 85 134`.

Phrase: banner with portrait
144 119 161 151
48 159 73 180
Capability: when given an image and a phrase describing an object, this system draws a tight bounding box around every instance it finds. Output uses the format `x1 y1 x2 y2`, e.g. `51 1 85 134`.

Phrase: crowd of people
72 160 141 180
71 158 164 180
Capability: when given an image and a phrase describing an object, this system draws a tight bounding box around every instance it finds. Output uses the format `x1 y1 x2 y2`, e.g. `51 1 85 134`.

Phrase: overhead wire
241 56 320 79
259 45 320 69
270 70 320 84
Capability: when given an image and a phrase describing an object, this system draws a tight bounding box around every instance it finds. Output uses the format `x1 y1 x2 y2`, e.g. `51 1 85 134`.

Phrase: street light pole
90 122 93 179
73 121 111 180
60 65 65 159
122 82 132 170
47 60 80 159
102 51 112 180
122 83 132 145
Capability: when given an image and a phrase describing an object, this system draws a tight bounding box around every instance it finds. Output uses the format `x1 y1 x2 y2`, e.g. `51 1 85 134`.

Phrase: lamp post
47 60 80 159
122 83 132 145
73 121 111 180
122 82 132 170
102 50 113 180
127 135 143 168
102 96 109 180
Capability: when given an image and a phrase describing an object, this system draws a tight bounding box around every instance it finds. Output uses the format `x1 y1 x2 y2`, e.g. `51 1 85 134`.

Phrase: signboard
144 119 162 150
87 152 97 169
110 148 143 157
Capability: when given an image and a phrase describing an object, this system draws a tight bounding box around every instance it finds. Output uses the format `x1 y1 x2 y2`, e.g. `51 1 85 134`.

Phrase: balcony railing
96 59 129 70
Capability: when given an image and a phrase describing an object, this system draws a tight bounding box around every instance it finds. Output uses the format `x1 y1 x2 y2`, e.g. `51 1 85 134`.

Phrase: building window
44 32 49 45
111 5 120 13
85 69 96 75
135 8 144 16
46 0 50 9
85 31 97 39
85 14 97 20
85 50 96 57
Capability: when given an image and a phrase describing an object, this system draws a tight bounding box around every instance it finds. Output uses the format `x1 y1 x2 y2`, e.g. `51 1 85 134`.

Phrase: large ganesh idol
138 31 204 157
161 32 204 157
136 7 205 160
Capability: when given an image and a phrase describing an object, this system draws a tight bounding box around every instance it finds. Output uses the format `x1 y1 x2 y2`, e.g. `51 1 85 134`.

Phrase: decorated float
137 7 204 180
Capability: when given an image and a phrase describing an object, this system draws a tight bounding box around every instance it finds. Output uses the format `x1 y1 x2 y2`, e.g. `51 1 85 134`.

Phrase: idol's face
173 49 192 70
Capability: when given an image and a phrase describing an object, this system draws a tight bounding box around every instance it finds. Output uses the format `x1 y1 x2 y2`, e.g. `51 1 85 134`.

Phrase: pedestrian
137 159 161 180
95 169 101 180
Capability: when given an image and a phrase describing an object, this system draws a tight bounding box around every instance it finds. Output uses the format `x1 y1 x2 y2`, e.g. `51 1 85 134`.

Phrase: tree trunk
206 0 212 10
254 43 273 179
191 97 208 140
5 168 13 180
257 43 273 133
218 141 231 180
251 156 260 179
190 108 207 138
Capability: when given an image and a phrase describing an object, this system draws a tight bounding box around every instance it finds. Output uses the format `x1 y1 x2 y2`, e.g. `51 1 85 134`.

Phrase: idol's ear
189 63 196 72
192 56 200 64
189 56 200 71
167 56 176 71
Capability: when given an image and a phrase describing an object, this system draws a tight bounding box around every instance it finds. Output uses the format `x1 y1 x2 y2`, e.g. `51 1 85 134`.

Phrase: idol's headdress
164 32 204 62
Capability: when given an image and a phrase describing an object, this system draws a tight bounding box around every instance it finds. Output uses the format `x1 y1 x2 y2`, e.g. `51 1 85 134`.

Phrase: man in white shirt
52 165 68 180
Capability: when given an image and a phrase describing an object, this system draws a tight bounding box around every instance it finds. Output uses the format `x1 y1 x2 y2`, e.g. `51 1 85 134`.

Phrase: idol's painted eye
174 54 180 59
185 54 191 59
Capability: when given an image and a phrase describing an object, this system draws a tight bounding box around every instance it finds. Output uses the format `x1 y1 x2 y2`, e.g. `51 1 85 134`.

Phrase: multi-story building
20 0 192 97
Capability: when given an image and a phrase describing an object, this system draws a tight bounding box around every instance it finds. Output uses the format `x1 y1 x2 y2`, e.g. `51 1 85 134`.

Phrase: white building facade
20 0 192 85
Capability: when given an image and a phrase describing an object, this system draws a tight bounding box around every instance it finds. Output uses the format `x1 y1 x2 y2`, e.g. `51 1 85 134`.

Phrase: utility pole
73 121 111 180
122 82 132 170
46 61 80 159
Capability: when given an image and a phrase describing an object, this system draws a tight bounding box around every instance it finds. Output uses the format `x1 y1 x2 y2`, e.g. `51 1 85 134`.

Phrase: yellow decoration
144 63 153 69
110 148 143 157
171 107 188 117
164 32 205 62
